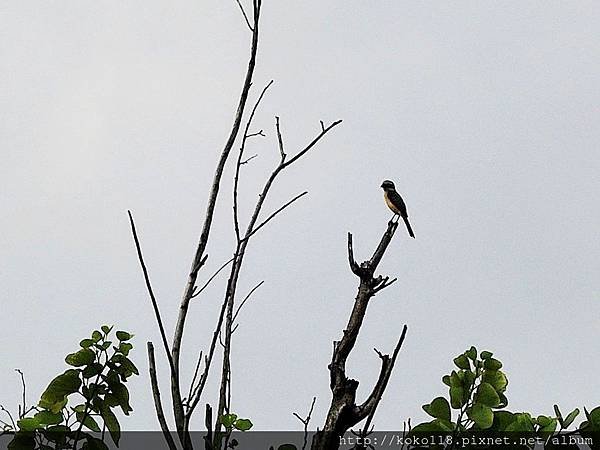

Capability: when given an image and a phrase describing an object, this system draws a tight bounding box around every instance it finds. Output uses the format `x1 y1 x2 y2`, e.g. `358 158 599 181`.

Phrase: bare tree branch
215 117 342 439
294 397 317 450
191 257 235 299
235 0 254 31
234 80 274 243
312 219 409 450
147 342 178 450
171 1 263 440
186 350 203 406
14 369 25 419
232 280 264 328
276 116 286 160
241 191 308 243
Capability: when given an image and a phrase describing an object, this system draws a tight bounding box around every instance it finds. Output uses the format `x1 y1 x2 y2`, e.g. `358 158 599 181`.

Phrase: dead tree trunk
312 220 408 450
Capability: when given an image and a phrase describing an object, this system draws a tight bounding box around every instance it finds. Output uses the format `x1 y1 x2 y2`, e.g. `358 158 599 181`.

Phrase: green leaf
110 354 139 377
80 339 95 348
585 406 600 430
540 418 558 433
554 404 563 425
492 411 516 431
475 382 501 407
118 342 133 356
65 348 96 367
483 358 502 370
82 363 103 379
505 413 535 432
480 351 493 360
16 418 41 432
466 346 477 361
442 375 451 386
449 386 465 409
481 370 508 393
76 412 101 432
109 382 133 415
38 369 82 413
33 410 63 426
92 330 102 342
467 403 494 429
449 371 461 387
453 354 471 370
101 325 113 335
220 413 237 429
563 408 580 429
409 419 454 434
116 331 133 341
97 341 112 351
233 418 253 431
422 397 451 422
100 404 120 445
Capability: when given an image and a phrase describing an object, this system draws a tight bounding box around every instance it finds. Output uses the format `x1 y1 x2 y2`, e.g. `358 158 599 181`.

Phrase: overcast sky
1 0 599 432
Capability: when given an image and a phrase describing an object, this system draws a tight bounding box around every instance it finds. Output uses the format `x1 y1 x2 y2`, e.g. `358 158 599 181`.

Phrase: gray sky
1 0 599 432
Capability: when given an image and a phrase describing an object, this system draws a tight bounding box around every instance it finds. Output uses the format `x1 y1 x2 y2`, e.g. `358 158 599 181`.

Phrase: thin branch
15 369 25 419
235 0 254 31
275 116 286 161
147 342 178 450
232 280 264 326
0 405 15 430
293 397 317 450
128 211 176 379
215 117 342 437
360 325 408 431
186 350 203 406
241 191 308 243
234 80 275 243
191 257 235 299
246 130 265 138
347 233 361 276
240 153 258 165
282 119 343 169
172 4 263 433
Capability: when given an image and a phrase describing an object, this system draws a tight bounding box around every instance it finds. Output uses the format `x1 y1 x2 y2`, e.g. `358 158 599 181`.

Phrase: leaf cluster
7 326 137 450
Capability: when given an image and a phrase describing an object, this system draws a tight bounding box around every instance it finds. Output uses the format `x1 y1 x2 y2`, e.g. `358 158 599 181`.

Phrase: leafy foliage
4 326 137 450
409 346 599 449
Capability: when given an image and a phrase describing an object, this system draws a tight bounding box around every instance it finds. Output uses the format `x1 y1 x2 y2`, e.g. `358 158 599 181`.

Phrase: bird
381 180 415 238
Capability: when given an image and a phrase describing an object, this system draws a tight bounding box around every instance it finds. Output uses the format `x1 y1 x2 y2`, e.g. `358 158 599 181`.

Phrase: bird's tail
403 216 415 238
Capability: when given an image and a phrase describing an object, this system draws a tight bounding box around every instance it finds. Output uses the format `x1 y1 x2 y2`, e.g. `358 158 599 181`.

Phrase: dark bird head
381 180 395 191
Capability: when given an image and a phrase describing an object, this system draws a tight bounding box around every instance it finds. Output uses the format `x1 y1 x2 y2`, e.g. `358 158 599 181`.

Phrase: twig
240 153 258 165
128 212 177 380
191 257 235 299
275 116 286 160
241 191 308 243
0 405 15 430
360 326 408 432
186 350 203 406
15 369 25 419
235 0 254 31
293 397 317 450
234 80 275 243
232 280 264 326
147 342 178 450
128 210 187 446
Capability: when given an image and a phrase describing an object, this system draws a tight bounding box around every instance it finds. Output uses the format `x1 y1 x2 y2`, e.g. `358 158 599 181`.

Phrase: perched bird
381 180 415 238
